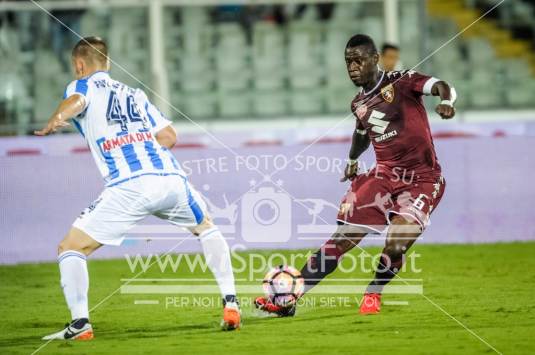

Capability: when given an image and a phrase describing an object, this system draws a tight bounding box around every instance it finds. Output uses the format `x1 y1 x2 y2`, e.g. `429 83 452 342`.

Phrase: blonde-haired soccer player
37 37 240 340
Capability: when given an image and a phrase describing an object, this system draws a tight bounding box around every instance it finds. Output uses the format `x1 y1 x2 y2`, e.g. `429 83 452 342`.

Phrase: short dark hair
381 43 400 54
72 36 108 66
346 34 377 54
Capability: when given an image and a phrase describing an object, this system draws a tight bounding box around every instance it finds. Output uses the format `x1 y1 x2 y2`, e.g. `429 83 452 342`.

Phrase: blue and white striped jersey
63 71 185 186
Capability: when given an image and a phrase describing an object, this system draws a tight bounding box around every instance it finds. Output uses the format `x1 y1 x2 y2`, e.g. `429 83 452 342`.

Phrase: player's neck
362 70 383 93
77 67 107 80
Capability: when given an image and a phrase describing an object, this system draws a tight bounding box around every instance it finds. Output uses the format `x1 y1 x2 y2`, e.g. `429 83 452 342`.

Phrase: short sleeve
400 70 440 96
63 78 90 110
136 89 172 133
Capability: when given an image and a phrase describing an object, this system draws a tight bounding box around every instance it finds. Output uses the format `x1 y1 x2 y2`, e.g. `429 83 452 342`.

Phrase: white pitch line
134 300 160 305
383 300 409 306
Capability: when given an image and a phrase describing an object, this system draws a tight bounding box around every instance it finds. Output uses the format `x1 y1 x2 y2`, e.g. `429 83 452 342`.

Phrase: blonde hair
72 36 108 67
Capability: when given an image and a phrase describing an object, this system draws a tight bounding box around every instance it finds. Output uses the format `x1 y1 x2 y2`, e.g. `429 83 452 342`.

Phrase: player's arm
138 89 177 149
406 71 456 120
430 81 456 119
155 125 177 149
34 94 86 136
341 125 370 182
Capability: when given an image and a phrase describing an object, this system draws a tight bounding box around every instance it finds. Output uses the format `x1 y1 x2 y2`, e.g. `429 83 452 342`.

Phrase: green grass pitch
1 242 534 354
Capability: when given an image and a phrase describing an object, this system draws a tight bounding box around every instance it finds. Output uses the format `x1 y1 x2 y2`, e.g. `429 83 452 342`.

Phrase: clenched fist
340 161 358 182
435 103 455 119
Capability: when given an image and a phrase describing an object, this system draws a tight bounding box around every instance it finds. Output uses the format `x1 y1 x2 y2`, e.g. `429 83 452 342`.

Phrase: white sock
199 227 236 299
58 250 89 320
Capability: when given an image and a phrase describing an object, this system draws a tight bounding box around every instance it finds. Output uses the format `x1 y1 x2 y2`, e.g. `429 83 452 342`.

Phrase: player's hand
435 104 455 120
340 161 358 182
34 119 70 136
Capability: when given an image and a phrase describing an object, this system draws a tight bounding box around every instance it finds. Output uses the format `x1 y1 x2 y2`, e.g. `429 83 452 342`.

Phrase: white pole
148 0 171 116
383 0 399 45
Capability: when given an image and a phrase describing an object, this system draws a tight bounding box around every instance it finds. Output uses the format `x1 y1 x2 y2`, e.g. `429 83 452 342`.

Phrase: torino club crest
381 84 395 103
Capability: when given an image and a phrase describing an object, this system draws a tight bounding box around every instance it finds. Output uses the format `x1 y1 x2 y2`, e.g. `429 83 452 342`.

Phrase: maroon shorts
337 168 446 233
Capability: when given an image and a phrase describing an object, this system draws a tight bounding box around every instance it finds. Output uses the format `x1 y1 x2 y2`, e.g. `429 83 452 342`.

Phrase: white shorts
72 174 207 246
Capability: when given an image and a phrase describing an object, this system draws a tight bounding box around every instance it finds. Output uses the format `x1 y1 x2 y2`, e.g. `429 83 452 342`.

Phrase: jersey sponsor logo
374 130 398 142
101 131 154 152
381 84 395 103
367 110 389 134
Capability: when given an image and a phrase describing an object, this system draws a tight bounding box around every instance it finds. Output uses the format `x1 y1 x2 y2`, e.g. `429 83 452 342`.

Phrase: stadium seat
181 7 209 30
179 72 213 93
0 70 28 133
502 58 532 82
252 22 285 90
179 54 213 93
359 17 384 48
466 38 496 65
330 3 362 24
324 24 354 72
108 9 150 88
4 0 535 133
33 51 70 122
215 24 250 91
470 67 497 87
217 90 251 118
217 70 250 91
323 23 355 112
452 79 473 108
290 89 325 115
288 23 323 89
400 2 419 42
215 23 248 72
433 62 468 84
182 92 217 118
80 10 109 39
181 25 214 56
432 44 463 68
252 89 288 117
325 84 355 114
504 81 535 107
468 83 502 108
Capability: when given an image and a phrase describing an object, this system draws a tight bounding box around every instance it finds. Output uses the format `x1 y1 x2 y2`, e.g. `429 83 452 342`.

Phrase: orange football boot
221 303 241 330
359 293 381 314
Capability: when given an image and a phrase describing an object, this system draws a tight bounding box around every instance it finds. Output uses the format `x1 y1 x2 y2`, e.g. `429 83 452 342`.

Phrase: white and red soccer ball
262 265 305 307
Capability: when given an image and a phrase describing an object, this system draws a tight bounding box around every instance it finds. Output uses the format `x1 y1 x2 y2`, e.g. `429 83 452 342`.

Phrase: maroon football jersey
351 70 441 176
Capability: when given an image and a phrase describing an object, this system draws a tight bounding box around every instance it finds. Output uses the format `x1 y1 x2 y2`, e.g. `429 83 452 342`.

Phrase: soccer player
256 34 456 316
380 43 400 71
37 37 240 339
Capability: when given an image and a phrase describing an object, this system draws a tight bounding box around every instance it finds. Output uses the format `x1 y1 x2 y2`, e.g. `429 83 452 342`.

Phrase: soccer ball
262 265 305 307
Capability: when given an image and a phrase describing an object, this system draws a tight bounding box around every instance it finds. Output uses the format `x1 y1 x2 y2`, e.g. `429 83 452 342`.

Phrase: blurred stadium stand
0 0 534 136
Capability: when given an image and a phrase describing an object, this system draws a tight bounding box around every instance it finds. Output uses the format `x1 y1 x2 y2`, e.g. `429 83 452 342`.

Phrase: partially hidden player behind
380 43 400 71
256 34 456 316
36 37 241 340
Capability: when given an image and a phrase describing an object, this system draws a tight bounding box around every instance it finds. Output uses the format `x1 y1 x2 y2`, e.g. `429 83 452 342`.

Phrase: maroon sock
299 239 344 294
366 254 404 294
